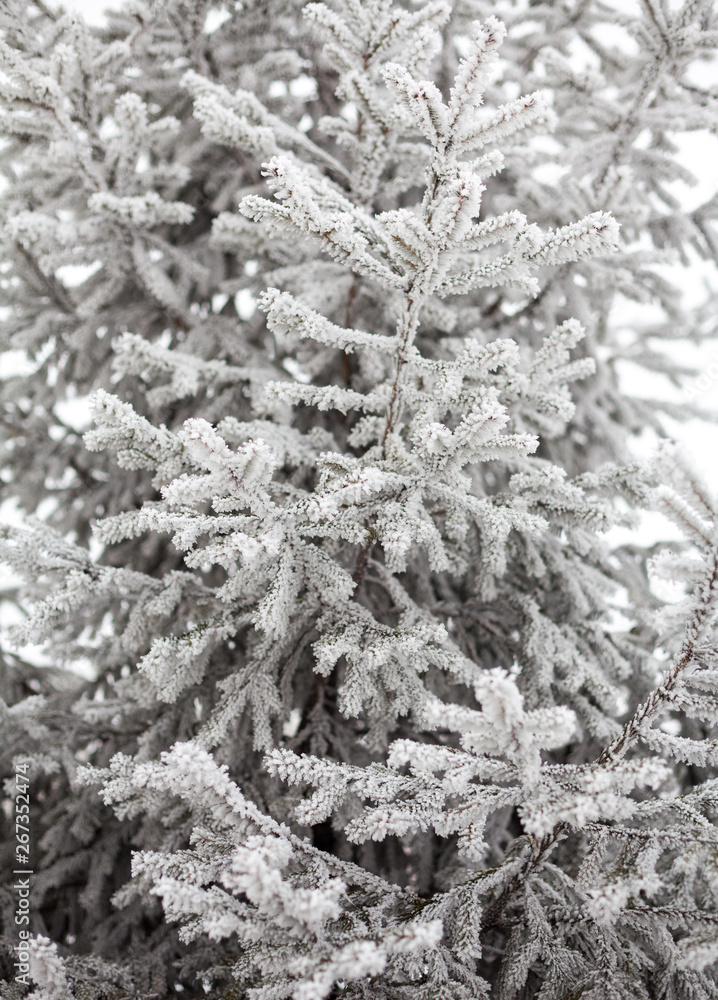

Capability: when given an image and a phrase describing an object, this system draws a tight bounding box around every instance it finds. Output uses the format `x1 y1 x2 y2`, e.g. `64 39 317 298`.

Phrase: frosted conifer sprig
267 668 578 859
26 935 74 1000
110 331 257 410
260 287 398 356
84 389 189 488
81 741 442 1000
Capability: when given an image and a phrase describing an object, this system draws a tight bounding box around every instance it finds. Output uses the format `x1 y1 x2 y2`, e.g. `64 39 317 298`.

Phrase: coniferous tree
1 1 718 997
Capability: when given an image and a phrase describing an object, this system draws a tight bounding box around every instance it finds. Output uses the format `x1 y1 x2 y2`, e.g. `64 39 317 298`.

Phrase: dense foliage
2 1 718 997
